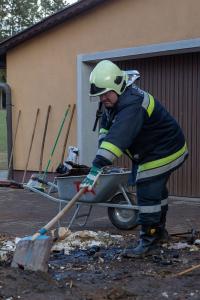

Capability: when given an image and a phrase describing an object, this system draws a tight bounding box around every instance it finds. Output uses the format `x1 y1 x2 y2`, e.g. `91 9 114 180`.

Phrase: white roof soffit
80 38 200 63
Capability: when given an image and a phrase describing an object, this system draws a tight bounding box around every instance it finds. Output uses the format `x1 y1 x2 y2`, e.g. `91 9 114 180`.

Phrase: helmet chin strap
92 102 103 132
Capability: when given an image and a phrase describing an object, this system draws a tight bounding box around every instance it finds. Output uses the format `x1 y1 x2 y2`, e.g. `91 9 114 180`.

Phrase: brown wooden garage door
115 52 200 197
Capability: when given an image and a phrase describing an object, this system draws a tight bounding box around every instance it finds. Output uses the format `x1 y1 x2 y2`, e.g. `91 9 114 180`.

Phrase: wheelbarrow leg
76 205 93 227
56 201 93 229
67 204 93 228
119 184 133 205
56 200 80 228
48 178 58 194
67 204 82 229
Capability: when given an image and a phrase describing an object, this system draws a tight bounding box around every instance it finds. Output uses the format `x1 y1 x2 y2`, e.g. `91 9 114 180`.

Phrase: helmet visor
90 83 107 96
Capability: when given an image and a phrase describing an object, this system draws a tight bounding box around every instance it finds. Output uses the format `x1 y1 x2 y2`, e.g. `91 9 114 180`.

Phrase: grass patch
0 110 7 153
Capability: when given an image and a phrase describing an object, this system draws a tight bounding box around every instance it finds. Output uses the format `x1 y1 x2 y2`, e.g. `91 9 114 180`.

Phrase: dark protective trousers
136 173 170 226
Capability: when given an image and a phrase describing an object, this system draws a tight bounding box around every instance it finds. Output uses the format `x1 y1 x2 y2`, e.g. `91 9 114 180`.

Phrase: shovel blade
11 235 53 272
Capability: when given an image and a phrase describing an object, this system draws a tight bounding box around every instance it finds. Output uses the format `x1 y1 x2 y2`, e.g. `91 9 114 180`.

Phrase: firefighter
80 60 188 257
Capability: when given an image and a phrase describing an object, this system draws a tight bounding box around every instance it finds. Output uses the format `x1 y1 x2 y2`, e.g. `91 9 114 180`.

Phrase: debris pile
51 230 124 254
0 236 15 263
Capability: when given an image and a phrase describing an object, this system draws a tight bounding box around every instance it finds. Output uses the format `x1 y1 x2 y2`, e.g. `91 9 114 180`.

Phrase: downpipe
0 83 12 179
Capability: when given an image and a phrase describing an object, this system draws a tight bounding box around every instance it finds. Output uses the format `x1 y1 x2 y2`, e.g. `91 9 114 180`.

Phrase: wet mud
0 188 199 299
0 233 200 300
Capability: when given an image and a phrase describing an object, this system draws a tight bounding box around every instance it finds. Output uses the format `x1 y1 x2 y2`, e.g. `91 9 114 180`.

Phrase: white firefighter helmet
89 60 128 96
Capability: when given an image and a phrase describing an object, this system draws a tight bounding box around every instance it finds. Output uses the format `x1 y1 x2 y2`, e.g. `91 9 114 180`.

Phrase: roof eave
0 0 107 56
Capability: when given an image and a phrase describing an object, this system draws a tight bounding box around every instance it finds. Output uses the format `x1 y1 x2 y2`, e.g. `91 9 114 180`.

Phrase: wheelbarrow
24 167 139 230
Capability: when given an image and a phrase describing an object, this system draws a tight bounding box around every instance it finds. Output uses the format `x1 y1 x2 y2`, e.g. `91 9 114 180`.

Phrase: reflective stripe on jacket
136 142 188 180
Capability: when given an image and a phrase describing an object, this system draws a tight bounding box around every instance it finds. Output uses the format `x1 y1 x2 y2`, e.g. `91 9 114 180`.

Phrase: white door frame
77 38 200 165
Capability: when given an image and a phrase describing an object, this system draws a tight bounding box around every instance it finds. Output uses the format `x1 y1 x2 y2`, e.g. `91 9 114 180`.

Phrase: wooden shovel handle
44 188 85 232
31 189 85 240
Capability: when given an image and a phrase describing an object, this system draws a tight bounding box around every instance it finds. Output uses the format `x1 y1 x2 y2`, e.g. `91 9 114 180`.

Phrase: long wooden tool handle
174 263 200 277
43 104 71 176
39 105 51 173
61 103 76 163
32 188 85 240
22 108 40 184
8 109 21 173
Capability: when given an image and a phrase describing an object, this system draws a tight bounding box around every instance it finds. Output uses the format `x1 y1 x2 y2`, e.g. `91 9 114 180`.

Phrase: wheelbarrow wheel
108 192 138 230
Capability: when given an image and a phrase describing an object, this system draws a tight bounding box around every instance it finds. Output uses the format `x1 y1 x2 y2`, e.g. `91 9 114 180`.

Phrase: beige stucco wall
7 0 200 171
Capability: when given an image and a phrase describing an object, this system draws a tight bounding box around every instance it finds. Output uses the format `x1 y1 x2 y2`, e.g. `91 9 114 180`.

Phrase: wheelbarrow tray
56 170 131 203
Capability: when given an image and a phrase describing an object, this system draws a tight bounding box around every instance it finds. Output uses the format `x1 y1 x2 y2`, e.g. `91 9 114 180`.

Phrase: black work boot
123 225 161 258
158 225 169 243
158 212 169 243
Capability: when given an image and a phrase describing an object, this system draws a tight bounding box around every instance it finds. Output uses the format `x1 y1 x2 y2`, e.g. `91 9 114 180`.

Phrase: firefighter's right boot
122 225 160 258
158 212 169 243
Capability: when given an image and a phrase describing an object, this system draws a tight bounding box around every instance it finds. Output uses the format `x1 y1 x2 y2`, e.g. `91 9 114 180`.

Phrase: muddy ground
0 188 199 300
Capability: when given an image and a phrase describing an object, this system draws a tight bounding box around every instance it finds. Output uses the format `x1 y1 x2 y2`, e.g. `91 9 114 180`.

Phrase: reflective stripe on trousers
139 198 168 213
136 173 170 225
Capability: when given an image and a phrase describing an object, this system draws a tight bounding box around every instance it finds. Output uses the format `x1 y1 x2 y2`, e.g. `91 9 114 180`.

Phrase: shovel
11 188 86 272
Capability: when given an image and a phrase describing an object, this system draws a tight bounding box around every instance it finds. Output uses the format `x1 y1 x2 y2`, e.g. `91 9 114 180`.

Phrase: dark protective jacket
93 86 188 182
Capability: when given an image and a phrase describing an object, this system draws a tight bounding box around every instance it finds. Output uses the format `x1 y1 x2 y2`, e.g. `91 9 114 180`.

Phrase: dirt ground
0 187 200 300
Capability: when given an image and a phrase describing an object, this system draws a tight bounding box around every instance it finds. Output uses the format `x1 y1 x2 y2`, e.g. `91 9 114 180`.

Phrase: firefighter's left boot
122 225 161 258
